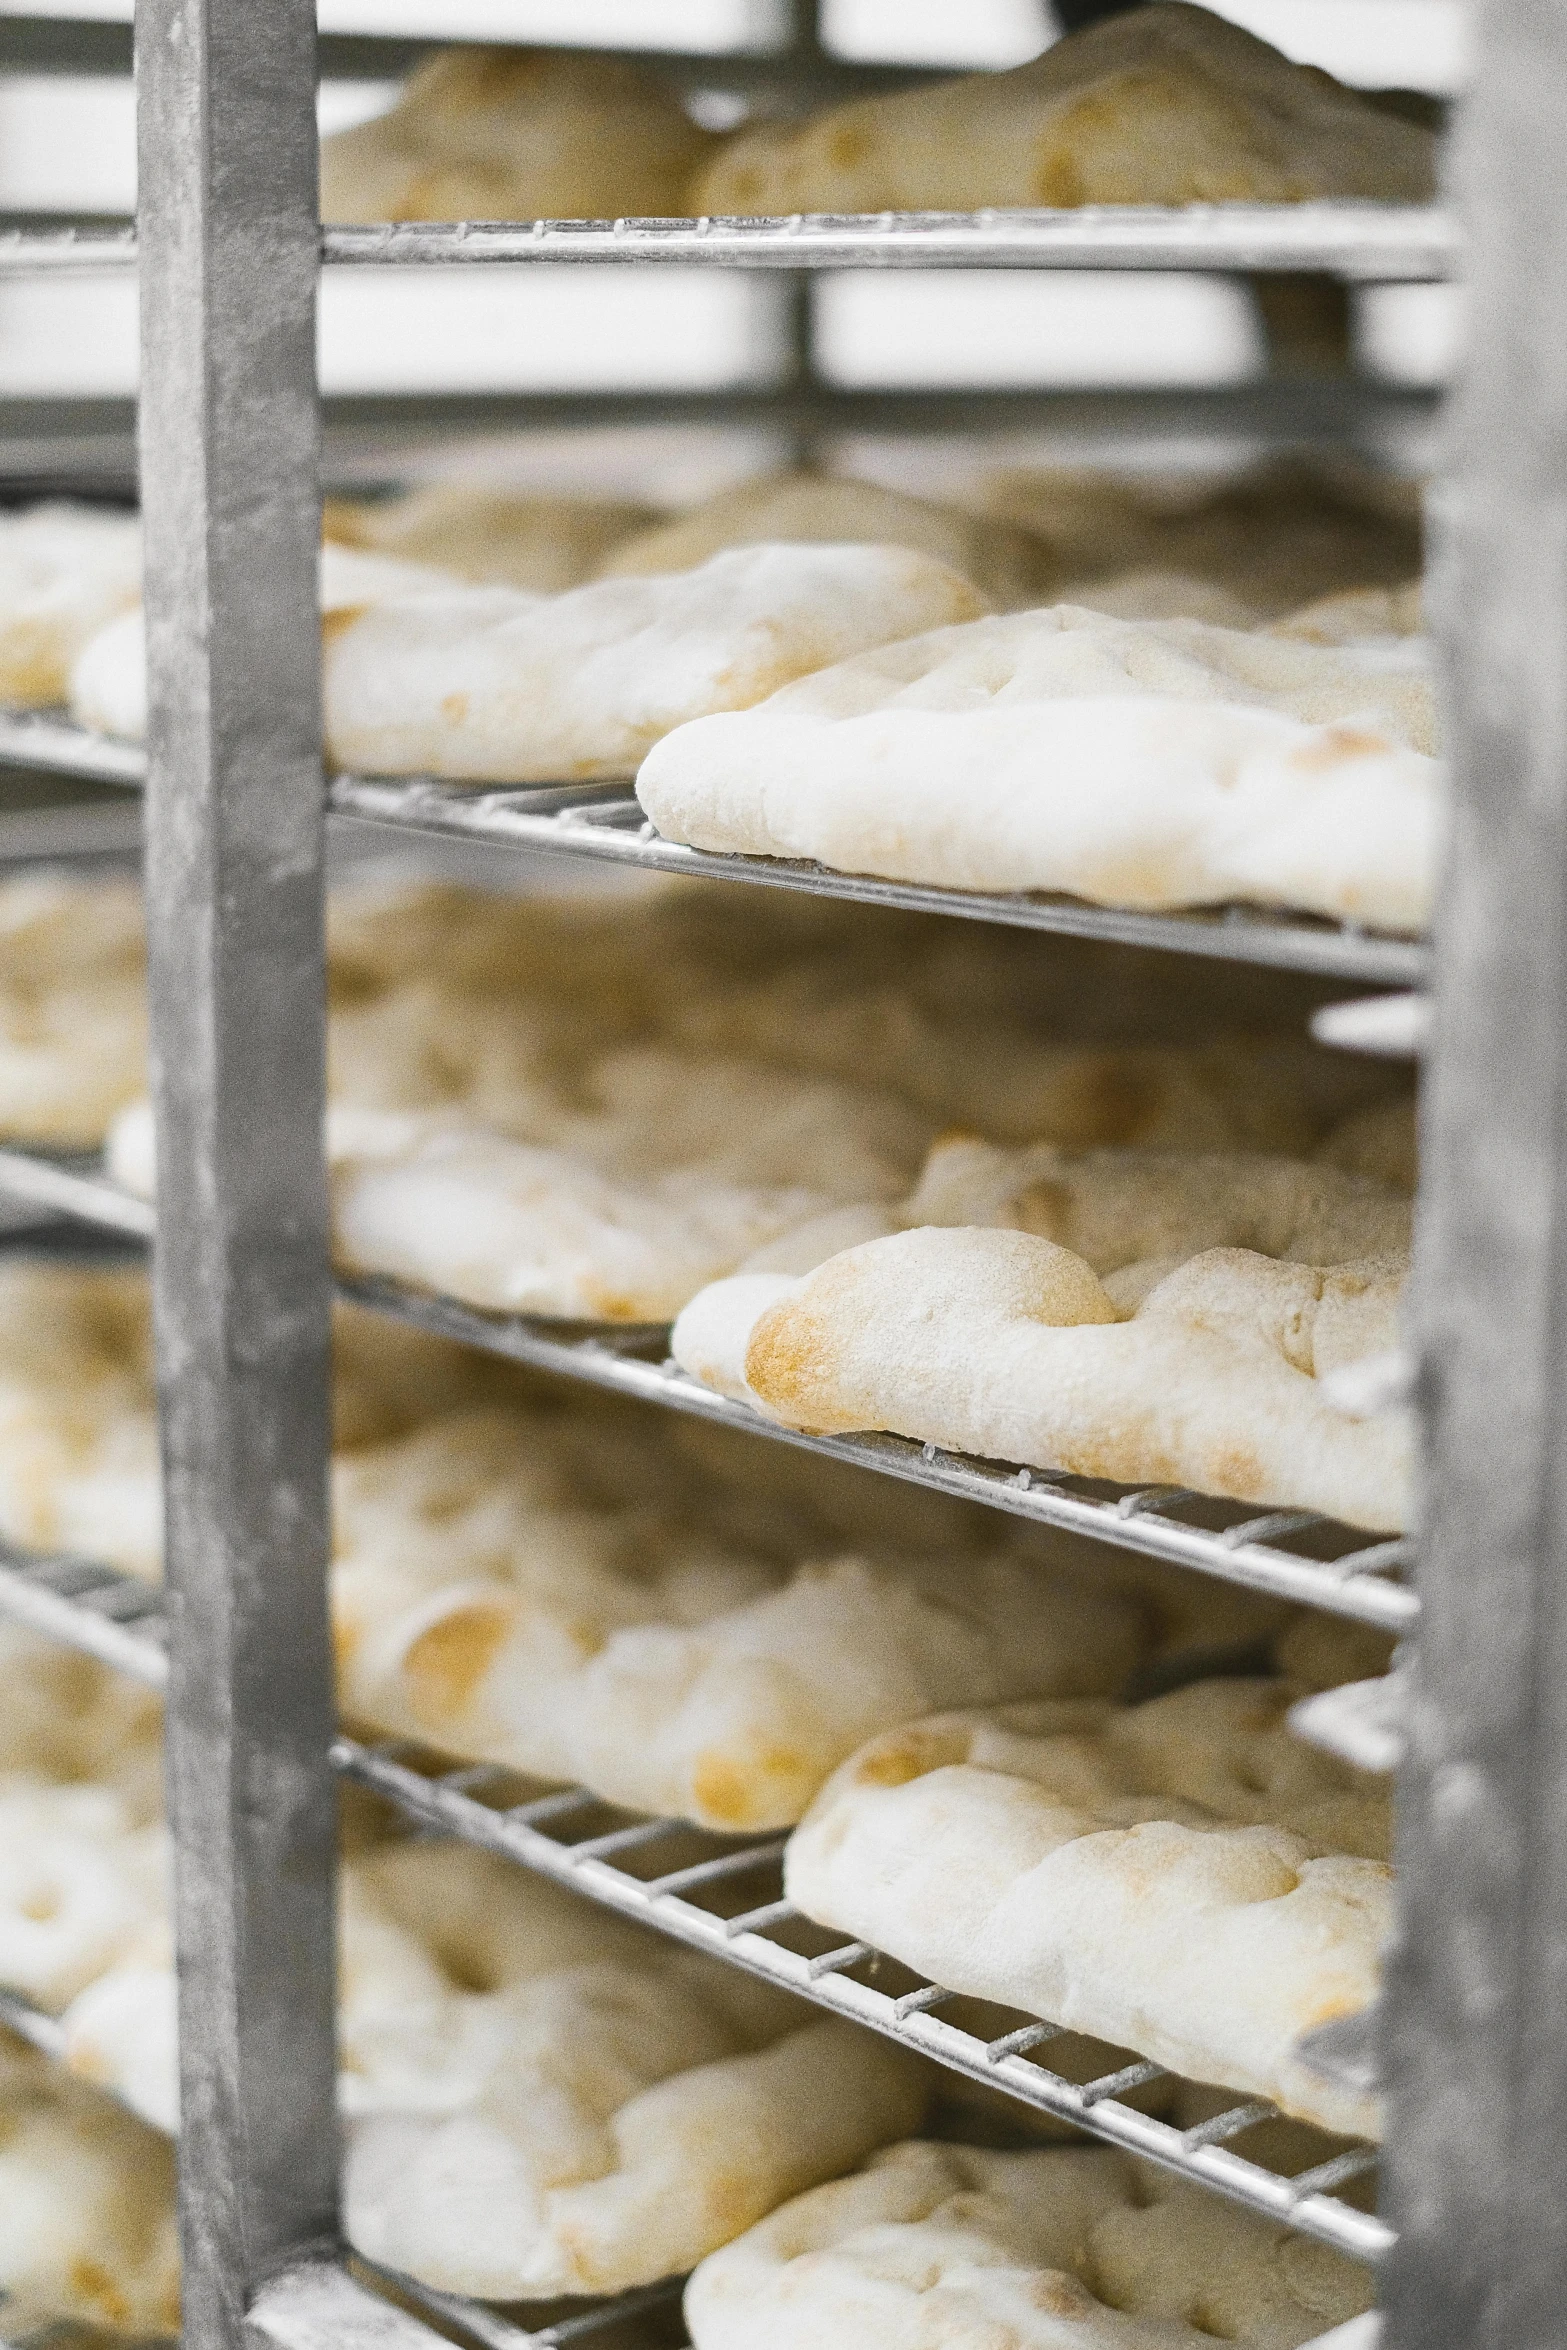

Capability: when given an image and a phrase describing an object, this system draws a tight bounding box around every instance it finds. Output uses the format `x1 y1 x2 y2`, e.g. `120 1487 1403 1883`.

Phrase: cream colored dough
901 1134 1412 1272
331 1407 1148 1830
323 1037 930 1320
685 2138 1374 2349
636 601 1441 930
0 1254 535 1582
70 541 466 743
0 1783 165 2012
325 480 656 591
0 502 141 707
320 541 985 784
320 45 714 224
692 1 1434 215
971 457 1423 622
0 2037 179 2339
784 1680 1392 2138
65 1838 926 2301
672 1227 1412 1531
600 470 1052 610
0 873 145 1145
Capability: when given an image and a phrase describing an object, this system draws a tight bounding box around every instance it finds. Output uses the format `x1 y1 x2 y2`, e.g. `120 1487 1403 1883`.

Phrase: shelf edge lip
0 205 1462 280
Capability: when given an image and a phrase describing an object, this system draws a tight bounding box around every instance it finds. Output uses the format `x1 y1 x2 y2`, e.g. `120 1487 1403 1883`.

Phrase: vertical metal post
1384 4 1567 2344
135 7 338 2348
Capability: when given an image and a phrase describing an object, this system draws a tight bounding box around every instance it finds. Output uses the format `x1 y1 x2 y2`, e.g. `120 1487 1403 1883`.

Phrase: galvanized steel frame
135 2 341 2344
1380 4 1567 2345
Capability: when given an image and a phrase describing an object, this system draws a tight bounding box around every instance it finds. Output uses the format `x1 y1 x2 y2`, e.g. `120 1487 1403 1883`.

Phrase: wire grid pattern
0 716 1427 984
0 1149 1417 1630
0 1540 1387 2270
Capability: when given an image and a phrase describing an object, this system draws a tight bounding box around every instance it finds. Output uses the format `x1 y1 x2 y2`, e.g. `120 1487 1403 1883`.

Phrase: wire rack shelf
0 1540 1389 2272
0 1149 1417 1630
0 719 1429 985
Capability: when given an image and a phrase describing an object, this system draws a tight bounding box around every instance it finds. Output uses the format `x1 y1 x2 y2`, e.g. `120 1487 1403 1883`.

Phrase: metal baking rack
0 1152 1414 1630
0 718 1428 984
0 1535 1386 2271
4 0 1558 2339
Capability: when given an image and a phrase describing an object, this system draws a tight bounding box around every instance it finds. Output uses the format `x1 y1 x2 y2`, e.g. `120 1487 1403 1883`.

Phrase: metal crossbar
0 205 1460 281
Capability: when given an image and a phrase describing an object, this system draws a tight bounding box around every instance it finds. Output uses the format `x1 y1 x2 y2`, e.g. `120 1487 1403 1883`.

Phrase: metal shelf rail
0 203 1459 281
0 1534 1386 2270
0 1152 1415 1630
0 716 1428 984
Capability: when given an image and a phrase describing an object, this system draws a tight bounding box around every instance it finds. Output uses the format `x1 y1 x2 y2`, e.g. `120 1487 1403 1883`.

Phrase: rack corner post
1384 1 1567 2342
134 1 338 2342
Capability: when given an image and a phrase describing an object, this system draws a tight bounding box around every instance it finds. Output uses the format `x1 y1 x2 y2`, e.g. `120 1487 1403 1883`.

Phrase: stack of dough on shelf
328 1403 1152 1831
636 596 1440 931
323 480 658 593
783 1674 1391 2142
319 4 1434 229
0 2032 179 2340
319 46 716 225
692 2 1436 213
0 504 140 709
0 875 145 1146
0 1253 522 1580
0 1625 927 2307
683 2139 1375 2349
33 868 1397 1323
672 1113 1416 1531
0 1254 1232 1836
68 540 472 746
60 1835 928 2296
598 470 1055 611
972 457 1423 624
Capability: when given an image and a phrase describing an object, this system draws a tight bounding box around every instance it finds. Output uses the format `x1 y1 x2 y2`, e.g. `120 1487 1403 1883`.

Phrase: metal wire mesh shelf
0 719 1429 984
330 774 1430 986
0 1148 1417 1630
0 207 1459 281
0 1539 1388 2271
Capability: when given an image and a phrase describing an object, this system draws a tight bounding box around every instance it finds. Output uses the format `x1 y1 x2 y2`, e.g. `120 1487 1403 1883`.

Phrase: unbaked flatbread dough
0 2035 179 2339
69 541 466 743
785 1679 1391 2138
636 601 1441 930
692 2 1435 215
320 541 987 784
600 471 1053 611
324 482 656 593
972 458 1423 622
0 503 141 708
320 45 714 224
673 1228 1412 1531
684 2138 1375 2349
331 1405 1149 1829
